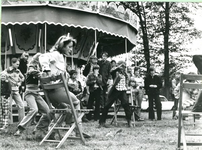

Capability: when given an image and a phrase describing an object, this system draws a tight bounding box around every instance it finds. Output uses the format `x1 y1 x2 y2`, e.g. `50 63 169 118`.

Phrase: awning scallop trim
2 21 128 38
1 4 137 45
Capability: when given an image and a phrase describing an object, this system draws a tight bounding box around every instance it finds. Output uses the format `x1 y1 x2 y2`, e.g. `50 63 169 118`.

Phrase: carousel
1 1 138 70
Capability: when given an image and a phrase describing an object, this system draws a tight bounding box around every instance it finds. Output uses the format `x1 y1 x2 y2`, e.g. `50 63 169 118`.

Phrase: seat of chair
181 110 202 115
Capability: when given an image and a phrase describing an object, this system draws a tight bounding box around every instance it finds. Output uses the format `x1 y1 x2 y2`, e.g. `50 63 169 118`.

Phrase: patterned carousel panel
79 31 95 61
1 25 10 54
47 25 66 49
14 24 37 53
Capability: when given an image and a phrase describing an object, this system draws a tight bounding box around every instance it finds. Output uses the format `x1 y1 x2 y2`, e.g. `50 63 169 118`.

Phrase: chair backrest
40 74 64 90
180 74 202 89
179 73 202 112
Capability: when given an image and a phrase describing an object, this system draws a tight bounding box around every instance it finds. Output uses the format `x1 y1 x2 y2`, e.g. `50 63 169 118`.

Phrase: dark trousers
99 89 132 124
148 94 162 120
192 55 202 112
100 85 108 108
87 88 101 120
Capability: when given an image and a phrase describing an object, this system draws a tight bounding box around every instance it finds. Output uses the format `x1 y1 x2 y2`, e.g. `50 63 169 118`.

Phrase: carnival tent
1 1 138 67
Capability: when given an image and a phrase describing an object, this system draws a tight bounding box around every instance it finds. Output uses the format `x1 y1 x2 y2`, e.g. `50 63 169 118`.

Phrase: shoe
31 121 37 125
76 132 91 138
82 133 91 138
82 117 89 123
48 132 56 140
14 129 23 136
32 131 36 135
98 123 111 128
0 125 8 132
171 106 177 110
137 118 144 121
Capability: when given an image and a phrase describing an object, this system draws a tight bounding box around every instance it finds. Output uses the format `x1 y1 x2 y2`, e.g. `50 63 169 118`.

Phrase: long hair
50 35 76 54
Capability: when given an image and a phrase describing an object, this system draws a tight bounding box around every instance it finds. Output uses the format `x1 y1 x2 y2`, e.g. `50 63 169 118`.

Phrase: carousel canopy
2 3 137 44
1 2 138 59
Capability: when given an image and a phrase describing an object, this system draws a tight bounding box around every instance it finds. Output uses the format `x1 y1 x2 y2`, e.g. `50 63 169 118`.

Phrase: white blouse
39 51 66 76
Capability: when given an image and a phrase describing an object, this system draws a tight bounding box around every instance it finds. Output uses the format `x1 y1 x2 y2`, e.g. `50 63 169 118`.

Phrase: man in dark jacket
98 52 112 108
144 66 162 120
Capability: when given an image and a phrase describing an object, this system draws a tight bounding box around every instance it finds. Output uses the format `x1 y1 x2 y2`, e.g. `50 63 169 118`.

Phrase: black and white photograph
1 1 202 149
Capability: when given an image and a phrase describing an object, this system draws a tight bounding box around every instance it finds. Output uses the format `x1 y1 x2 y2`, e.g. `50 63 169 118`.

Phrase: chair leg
55 114 86 149
181 120 187 150
131 111 135 127
111 104 120 125
40 114 64 145
9 97 13 124
56 123 76 149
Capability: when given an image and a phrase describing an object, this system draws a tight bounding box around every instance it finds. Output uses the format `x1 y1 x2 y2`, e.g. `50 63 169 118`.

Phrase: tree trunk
163 2 170 99
137 2 150 73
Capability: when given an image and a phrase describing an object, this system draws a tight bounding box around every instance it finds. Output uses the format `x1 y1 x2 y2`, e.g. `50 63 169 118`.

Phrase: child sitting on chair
128 77 144 121
0 74 11 131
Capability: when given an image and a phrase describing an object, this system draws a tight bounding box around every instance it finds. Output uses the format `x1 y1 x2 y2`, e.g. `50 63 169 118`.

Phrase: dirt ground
0 111 202 150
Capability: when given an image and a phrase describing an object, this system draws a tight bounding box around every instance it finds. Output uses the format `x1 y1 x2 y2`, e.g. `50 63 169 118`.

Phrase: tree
120 2 202 99
121 2 151 72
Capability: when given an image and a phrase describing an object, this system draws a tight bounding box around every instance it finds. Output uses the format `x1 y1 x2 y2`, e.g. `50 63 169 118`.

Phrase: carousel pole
125 38 128 67
44 23 47 53
4 33 8 69
95 30 97 56
8 28 13 47
71 48 74 69
38 28 42 51
66 33 74 69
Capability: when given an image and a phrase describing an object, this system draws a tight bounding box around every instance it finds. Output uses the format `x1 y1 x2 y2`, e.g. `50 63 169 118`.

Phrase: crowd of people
1 34 201 141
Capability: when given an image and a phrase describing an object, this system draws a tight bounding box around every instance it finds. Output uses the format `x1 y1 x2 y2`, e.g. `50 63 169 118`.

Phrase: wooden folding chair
39 73 87 149
177 73 202 150
110 89 137 127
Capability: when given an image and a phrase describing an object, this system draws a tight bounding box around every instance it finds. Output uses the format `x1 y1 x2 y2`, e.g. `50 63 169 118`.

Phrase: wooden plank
44 140 60 143
185 133 202 136
53 127 70 130
182 111 202 115
186 143 202 146
180 143 202 146
40 75 62 83
183 83 202 89
43 82 63 90
182 74 202 81
177 75 184 149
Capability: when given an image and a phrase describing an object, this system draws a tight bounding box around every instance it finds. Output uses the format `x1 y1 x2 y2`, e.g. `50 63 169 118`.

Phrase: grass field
0 111 202 150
